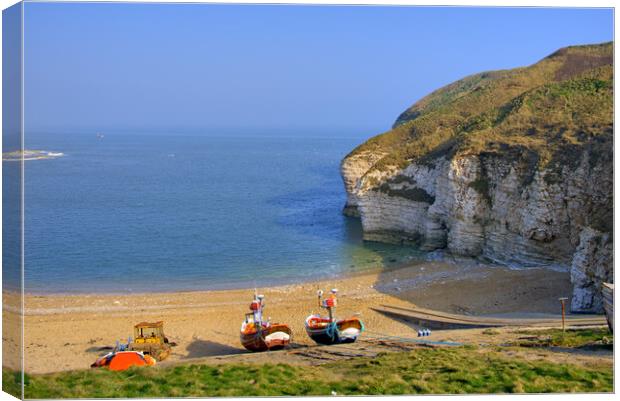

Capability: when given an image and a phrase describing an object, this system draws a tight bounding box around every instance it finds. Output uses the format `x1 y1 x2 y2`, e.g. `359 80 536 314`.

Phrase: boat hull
304 315 363 345
240 323 292 352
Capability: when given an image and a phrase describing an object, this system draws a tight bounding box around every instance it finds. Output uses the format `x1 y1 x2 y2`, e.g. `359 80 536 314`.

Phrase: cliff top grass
3 345 613 398
347 42 613 177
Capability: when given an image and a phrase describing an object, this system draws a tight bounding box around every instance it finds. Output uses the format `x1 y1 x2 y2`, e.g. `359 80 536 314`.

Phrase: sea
13 130 423 294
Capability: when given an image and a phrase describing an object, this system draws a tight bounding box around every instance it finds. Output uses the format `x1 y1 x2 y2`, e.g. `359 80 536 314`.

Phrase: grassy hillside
348 42 613 177
3 340 613 398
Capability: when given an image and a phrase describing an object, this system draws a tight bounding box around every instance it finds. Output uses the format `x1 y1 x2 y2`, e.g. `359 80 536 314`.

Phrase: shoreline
3 259 578 374
9 265 392 298
9 251 570 298
7 255 423 297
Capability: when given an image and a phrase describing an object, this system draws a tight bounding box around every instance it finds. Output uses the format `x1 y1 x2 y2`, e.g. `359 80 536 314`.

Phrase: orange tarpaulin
92 351 156 371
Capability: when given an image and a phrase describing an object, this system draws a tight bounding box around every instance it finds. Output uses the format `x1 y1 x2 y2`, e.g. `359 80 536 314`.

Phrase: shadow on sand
183 340 247 359
85 346 114 353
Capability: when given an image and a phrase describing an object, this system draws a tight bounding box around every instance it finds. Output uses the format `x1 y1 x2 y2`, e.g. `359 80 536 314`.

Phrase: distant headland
2 150 65 162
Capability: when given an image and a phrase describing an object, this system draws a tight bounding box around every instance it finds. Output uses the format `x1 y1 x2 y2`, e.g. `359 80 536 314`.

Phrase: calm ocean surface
21 131 421 293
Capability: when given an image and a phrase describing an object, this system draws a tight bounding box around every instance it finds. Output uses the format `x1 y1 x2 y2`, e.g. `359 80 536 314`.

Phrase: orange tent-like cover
92 351 156 371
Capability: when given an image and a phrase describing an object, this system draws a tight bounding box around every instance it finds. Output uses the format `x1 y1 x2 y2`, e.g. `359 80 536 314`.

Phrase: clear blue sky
24 3 613 135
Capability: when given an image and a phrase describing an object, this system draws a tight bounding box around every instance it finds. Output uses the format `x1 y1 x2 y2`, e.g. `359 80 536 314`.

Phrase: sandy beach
3 259 577 374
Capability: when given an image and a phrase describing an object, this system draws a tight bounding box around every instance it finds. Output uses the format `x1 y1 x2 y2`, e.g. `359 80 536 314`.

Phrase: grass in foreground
3 346 613 398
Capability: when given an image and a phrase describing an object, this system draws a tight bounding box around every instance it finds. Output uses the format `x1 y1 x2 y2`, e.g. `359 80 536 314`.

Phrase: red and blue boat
304 289 364 345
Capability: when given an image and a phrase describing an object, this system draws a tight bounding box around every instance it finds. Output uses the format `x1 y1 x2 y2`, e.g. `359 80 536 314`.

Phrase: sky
22 3 614 136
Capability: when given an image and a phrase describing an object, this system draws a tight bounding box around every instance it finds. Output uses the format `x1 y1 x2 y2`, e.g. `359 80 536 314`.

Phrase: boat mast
318 289 337 322
253 291 265 330
328 289 337 322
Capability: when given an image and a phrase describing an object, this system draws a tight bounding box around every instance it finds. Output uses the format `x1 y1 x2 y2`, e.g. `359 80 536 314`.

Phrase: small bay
23 131 419 293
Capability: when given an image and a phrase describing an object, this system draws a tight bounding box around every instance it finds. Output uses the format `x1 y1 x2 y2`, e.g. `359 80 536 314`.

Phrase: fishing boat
304 289 364 345
240 293 292 352
602 282 613 333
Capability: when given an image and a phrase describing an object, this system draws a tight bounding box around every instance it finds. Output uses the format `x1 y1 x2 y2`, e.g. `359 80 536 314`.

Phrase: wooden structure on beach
373 305 607 330
602 283 613 333
128 321 172 361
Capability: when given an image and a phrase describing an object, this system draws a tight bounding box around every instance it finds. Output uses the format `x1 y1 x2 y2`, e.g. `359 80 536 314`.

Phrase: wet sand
3 260 576 374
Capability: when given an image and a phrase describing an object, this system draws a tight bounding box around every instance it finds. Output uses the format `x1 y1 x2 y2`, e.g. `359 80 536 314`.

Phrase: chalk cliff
341 42 613 312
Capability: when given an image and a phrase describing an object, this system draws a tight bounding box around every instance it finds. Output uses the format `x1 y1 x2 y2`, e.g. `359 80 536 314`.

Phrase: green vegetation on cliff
348 42 613 178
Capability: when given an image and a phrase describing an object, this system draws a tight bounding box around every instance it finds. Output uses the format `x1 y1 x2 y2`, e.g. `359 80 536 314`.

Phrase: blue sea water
21 131 420 293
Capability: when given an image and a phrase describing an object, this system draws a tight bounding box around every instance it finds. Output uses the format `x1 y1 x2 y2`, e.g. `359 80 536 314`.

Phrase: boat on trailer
304 289 364 345
240 293 292 352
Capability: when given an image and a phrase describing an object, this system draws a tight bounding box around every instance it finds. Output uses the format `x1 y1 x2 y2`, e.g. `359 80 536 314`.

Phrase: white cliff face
570 228 613 313
341 150 612 312
340 151 387 217
358 192 433 245
430 157 487 256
